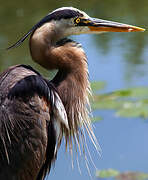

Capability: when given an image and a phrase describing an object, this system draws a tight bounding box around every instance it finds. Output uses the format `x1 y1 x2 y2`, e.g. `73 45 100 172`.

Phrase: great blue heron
0 7 144 180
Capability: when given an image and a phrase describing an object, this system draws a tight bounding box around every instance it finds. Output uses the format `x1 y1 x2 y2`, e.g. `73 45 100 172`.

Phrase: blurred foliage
96 169 148 180
91 82 148 119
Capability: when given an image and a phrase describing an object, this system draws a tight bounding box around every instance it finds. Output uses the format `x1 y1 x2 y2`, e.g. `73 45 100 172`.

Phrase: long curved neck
29 22 91 138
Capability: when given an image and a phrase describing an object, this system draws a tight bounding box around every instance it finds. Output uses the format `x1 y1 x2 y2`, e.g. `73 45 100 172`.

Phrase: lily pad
91 85 148 119
96 169 148 180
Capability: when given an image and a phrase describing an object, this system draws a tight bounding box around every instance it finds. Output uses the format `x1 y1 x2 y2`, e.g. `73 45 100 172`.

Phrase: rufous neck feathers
29 22 97 154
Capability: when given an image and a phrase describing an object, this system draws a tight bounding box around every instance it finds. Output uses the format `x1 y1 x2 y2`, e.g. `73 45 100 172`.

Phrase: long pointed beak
86 18 145 32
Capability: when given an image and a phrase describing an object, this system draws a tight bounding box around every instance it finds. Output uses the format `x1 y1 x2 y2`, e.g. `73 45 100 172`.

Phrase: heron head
45 7 145 36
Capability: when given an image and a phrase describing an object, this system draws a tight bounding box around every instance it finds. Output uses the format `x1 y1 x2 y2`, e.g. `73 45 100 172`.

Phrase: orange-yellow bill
89 25 145 32
81 17 145 32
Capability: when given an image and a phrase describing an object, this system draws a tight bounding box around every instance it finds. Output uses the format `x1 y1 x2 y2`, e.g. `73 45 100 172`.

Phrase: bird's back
0 65 57 180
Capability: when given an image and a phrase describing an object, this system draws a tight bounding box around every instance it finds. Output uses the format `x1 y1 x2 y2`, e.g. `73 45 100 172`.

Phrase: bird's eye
74 18 81 24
